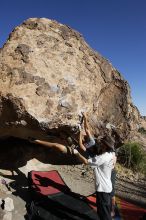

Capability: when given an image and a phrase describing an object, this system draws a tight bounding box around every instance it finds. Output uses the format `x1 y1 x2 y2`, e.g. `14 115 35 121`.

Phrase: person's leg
96 192 112 220
111 169 116 217
32 139 67 154
111 196 116 217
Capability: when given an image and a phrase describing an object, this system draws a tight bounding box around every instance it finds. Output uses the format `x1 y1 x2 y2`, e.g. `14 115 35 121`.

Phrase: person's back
89 151 113 193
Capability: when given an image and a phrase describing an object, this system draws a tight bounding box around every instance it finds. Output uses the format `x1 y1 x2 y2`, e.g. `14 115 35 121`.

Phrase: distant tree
118 142 146 175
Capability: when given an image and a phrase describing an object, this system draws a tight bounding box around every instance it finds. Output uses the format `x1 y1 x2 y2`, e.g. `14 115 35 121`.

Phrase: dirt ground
0 138 146 219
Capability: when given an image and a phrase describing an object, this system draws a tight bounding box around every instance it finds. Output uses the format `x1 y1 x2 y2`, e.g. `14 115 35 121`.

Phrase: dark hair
87 140 101 156
87 145 99 157
100 135 115 150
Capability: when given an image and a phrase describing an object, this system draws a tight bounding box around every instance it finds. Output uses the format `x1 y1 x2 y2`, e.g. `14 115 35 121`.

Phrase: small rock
0 198 3 206
20 120 27 126
3 212 12 220
4 197 14 212
6 191 12 195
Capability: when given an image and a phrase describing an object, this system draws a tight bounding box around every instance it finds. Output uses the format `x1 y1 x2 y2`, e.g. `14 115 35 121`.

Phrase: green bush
118 142 146 174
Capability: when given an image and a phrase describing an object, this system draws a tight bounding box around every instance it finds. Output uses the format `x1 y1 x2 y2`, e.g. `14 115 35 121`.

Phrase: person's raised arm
73 149 88 164
82 112 92 139
79 131 86 151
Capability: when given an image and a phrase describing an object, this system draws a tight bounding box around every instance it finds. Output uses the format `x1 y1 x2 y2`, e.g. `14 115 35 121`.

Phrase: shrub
117 142 146 174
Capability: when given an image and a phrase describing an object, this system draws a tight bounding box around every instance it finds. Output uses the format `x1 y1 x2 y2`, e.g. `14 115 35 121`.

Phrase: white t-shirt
88 152 114 193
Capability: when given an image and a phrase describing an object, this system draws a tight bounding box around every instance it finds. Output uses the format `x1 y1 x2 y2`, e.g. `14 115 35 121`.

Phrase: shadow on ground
116 177 146 209
0 137 80 219
0 137 77 169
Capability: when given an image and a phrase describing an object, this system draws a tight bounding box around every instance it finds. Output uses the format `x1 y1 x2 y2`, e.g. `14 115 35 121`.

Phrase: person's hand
82 112 87 118
73 149 79 155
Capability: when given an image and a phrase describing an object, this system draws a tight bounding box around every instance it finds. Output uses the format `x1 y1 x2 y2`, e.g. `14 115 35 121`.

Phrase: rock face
0 18 141 144
140 116 146 130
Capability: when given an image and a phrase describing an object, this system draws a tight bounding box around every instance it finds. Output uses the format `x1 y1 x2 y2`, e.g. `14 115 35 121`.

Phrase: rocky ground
115 164 146 209
0 139 146 219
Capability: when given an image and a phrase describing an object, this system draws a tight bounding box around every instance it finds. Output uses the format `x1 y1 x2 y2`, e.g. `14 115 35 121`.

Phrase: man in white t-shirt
73 135 115 220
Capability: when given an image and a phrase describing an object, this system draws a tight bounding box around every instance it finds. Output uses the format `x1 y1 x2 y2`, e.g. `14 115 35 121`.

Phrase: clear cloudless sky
0 0 146 115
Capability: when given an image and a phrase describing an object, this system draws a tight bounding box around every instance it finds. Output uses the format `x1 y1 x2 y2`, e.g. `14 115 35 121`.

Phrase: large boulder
0 18 141 144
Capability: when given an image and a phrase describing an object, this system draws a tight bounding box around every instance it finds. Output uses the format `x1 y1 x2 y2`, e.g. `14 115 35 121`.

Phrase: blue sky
0 0 146 115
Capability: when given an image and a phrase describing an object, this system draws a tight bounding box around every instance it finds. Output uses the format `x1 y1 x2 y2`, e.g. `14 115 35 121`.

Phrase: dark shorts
96 192 112 220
